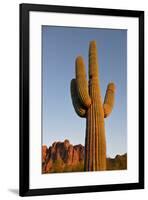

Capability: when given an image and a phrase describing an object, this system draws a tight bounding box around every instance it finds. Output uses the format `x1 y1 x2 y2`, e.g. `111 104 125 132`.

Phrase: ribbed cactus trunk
85 80 106 171
85 42 106 171
70 40 115 171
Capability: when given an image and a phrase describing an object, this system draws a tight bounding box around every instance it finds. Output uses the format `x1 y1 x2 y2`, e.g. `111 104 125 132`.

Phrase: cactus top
89 41 99 79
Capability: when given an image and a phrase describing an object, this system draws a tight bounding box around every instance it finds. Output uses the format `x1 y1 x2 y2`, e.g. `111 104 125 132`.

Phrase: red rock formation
42 145 48 163
42 140 127 173
42 140 84 173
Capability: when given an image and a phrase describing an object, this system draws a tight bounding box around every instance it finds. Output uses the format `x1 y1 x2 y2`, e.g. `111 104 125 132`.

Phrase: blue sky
42 26 127 158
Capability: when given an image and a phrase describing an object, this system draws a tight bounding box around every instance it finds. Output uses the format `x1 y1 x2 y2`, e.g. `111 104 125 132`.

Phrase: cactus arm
70 79 87 118
75 56 91 108
103 82 116 118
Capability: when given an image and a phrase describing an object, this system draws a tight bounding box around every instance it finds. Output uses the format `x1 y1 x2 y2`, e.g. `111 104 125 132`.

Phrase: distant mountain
106 153 127 170
42 140 127 173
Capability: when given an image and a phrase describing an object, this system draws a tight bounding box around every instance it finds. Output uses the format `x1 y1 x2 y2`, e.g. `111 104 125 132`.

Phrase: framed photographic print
19 3 144 196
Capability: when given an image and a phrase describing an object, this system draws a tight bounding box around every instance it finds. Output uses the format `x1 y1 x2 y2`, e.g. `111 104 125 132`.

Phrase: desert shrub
72 161 84 172
63 165 73 172
52 159 64 173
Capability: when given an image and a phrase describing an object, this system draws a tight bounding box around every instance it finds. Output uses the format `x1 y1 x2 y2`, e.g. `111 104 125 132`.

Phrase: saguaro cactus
70 41 116 171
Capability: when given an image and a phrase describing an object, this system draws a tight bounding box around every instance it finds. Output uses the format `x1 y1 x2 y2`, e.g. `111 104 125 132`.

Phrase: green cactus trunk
70 40 115 171
85 79 106 171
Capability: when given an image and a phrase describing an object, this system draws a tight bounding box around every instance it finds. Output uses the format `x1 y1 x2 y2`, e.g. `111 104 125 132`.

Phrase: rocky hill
106 153 127 170
42 140 127 173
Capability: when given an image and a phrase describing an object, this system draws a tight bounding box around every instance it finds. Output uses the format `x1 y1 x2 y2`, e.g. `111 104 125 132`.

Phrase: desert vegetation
70 41 116 171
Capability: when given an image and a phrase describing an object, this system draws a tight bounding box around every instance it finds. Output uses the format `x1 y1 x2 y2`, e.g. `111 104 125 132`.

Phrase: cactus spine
70 41 116 171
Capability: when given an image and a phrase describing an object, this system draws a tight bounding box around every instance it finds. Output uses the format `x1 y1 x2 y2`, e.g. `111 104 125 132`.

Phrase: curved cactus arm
70 79 87 118
75 56 91 108
103 82 116 118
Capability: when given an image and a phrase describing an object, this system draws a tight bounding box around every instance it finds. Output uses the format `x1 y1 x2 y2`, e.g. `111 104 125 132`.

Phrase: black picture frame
19 3 144 197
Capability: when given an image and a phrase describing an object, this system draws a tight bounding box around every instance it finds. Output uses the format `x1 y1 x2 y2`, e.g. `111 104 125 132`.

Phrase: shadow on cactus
70 40 116 171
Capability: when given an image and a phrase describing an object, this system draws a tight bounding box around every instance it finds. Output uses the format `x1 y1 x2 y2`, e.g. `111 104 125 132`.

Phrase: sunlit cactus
70 40 116 171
